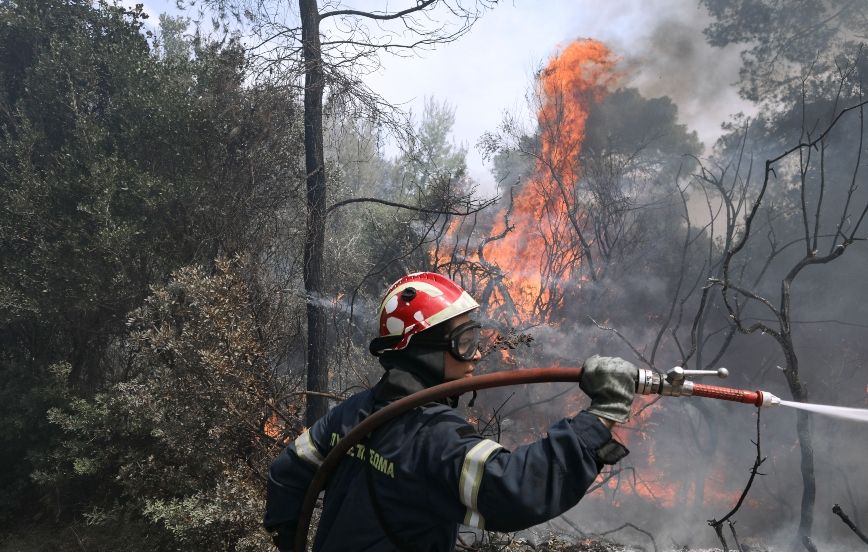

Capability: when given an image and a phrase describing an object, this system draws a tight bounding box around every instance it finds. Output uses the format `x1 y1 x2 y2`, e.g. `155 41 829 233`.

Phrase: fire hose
293 366 781 551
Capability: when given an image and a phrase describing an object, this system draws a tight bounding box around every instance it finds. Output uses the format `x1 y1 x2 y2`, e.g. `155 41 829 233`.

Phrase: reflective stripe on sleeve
458 439 503 528
294 430 325 467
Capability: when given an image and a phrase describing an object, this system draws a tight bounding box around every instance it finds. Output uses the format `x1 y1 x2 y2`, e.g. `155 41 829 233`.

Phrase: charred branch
832 504 868 546
708 409 766 542
587 316 654 370
325 195 496 216
475 392 514 441
712 524 731 552
319 1 439 21
691 60 868 545
554 515 658 552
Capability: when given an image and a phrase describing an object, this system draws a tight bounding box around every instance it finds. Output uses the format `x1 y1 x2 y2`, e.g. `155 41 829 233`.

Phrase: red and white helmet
369 272 479 355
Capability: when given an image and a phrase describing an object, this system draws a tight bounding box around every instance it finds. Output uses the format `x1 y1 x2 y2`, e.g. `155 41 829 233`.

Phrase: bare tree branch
709 409 766 537
325 195 496 216
832 504 868 546
588 316 654 369
320 0 438 21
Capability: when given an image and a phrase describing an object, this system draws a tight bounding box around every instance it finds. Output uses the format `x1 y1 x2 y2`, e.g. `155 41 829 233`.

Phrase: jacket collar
373 348 447 403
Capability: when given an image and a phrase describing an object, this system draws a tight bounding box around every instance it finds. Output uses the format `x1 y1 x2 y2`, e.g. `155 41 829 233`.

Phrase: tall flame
484 39 619 323
430 39 767 517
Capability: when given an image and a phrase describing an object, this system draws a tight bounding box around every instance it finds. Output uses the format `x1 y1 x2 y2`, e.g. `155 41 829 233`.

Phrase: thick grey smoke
341 2 868 546
459 105 868 549
607 2 754 149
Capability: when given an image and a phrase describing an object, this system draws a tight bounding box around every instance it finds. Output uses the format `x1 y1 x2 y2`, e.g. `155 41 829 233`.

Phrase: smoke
462 160 868 549
436 12 868 546
606 2 755 150
474 290 868 550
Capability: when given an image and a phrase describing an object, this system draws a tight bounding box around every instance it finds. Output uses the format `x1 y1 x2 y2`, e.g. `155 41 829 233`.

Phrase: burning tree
474 40 620 324
429 39 742 547
470 39 701 328
436 35 868 550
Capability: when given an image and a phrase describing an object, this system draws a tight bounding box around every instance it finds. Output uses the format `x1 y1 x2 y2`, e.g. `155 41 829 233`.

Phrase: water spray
293 366 865 550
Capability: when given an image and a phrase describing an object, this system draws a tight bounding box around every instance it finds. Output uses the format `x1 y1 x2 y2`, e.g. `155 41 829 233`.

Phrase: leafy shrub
46 259 301 550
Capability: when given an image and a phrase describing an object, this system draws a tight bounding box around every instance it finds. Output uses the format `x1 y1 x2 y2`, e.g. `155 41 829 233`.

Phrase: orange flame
434 40 767 516
484 39 618 323
264 414 285 441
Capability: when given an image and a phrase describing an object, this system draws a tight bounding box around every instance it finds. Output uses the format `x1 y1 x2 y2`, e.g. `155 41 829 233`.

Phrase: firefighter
264 272 637 551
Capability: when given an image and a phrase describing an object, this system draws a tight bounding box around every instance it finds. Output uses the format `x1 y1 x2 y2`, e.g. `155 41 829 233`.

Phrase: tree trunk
783 344 816 548
300 0 329 425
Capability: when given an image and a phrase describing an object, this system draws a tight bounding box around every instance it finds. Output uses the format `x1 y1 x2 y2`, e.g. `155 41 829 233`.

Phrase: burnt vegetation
0 0 867 551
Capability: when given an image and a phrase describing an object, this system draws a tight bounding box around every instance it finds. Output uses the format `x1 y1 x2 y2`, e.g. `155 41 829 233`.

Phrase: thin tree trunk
300 0 329 425
796 410 816 544
783 346 816 548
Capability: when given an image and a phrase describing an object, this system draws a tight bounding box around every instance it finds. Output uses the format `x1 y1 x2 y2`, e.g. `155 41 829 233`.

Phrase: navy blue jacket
264 369 616 551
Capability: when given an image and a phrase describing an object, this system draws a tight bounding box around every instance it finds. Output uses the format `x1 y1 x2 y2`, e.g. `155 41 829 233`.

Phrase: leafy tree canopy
701 0 867 102
0 0 303 535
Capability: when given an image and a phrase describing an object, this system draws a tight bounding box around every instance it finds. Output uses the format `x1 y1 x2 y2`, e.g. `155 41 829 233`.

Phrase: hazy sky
140 1 754 192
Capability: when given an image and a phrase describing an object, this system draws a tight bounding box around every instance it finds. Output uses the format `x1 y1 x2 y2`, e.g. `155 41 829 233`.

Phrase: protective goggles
413 320 483 361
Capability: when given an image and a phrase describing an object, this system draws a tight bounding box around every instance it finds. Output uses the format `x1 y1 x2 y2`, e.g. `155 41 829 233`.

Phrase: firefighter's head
369 272 482 382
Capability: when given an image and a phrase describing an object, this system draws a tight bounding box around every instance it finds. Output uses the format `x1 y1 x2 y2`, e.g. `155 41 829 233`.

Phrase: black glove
579 355 637 424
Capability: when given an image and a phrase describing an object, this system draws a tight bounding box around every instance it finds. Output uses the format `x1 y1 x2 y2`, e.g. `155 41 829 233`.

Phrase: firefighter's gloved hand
580 355 637 424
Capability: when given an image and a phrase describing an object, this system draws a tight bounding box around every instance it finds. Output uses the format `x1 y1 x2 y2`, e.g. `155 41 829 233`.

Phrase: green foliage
0 0 158 357
0 0 304 542
326 99 472 301
45 259 290 550
0 361 70 521
396 98 469 193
